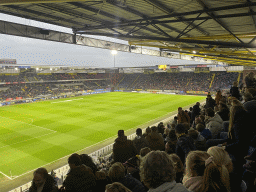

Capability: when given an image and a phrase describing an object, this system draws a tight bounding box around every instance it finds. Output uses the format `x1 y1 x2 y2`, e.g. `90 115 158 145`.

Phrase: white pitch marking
51 98 83 104
0 170 12 180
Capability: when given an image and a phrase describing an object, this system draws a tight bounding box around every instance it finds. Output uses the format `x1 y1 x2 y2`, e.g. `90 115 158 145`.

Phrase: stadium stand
4 71 256 192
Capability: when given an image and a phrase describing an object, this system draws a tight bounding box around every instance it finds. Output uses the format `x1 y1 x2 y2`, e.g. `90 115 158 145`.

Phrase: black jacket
63 165 96 192
113 136 137 163
176 135 196 164
230 86 241 100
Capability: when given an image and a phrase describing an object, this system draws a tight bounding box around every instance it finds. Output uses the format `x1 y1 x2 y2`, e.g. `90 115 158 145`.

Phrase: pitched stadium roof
0 0 256 66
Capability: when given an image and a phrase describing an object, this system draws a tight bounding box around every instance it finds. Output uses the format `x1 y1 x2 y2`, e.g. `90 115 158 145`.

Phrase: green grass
0 92 205 179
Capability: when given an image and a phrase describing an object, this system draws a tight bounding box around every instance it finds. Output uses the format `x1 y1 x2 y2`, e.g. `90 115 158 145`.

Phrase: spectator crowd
28 74 256 192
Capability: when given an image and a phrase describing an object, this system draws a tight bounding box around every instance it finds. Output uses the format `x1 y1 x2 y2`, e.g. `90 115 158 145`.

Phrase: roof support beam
143 0 209 36
76 11 256 31
247 0 256 29
195 0 243 44
77 31 256 48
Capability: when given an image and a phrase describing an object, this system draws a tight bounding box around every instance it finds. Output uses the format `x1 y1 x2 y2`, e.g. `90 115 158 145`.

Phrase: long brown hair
215 90 222 105
228 105 245 139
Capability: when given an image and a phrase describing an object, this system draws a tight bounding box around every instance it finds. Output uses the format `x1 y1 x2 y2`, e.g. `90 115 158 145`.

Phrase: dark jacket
132 135 149 154
205 97 216 110
177 111 190 124
191 105 201 123
226 109 253 157
146 132 165 151
176 135 196 164
217 108 229 121
63 165 96 192
29 175 58 192
200 129 212 141
113 136 137 163
94 178 111 192
118 173 147 192
226 109 255 176
230 86 241 100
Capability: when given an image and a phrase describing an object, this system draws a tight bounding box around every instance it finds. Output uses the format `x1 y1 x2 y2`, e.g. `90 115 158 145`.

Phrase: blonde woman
183 151 230 192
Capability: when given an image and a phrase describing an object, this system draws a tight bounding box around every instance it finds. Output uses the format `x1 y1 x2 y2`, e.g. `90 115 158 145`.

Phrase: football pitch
0 92 205 181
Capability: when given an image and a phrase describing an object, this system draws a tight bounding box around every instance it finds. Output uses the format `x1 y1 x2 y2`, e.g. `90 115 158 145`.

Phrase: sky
0 13 207 68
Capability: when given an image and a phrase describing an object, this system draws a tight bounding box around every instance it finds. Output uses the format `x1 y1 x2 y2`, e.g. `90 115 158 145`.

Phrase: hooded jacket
63 165 96 192
132 135 149 154
113 136 137 163
205 113 223 139
148 181 190 192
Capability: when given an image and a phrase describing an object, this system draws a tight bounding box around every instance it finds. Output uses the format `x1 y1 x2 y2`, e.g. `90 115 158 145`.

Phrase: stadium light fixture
111 50 118 68
36 68 39 70
193 50 197 54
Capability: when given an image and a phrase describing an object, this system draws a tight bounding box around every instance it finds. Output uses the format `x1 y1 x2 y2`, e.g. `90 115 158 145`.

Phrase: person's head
189 107 193 111
199 115 205 123
196 123 205 132
168 129 177 141
233 81 238 87
175 124 186 135
146 127 151 134
185 151 210 177
136 128 142 136
174 116 178 121
243 92 253 102
140 151 176 189
140 147 151 158
178 107 182 113
33 168 48 188
68 153 82 169
170 123 176 130
205 108 214 117
169 153 184 174
188 129 199 140
108 162 126 182
151 126 158 133
207 95 212 99
80 154 98 174
95 170 106 180
195 115 202 125
105 182 132 192
218 102 228 111
118 130 125 137
196 102 200 106
207 146 233 173
164 127 170 136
